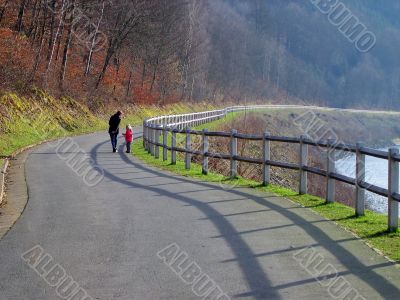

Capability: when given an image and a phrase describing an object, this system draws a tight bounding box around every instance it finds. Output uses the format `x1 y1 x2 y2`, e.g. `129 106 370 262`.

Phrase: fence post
150 127 155 156
230 129 238 178
171 131 177 165
146 125 150 152
185 127 192 170
155 126 160 159
202 129 209 175
143 121 146 148
299 135 308 194
163 127 168 161
355 142 365 216
388 148 399 232
146 126 151 153
326 139 336 203
263 131 270 186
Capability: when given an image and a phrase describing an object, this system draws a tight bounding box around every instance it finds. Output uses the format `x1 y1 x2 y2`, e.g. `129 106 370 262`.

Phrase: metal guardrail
143 106 400 232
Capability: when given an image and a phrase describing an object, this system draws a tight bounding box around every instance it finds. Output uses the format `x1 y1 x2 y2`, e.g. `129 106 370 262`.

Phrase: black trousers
109 132 118 151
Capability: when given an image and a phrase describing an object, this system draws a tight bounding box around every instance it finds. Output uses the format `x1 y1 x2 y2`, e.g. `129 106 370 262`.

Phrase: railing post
155 126 160 159
146 126 150 153
146 125 150 152
230 129 238 178
202 129 209 175
171 130 177 165
163 127 168 161
299 135 308 194
263 131 270 186
326 139 336 203
388 148 399 232
355 142 365 216
185 127 192 170
150 127 155 156
143 121 146 148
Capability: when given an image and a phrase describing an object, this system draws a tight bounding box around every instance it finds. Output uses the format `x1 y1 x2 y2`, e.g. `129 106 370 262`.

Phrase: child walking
123 125 133 153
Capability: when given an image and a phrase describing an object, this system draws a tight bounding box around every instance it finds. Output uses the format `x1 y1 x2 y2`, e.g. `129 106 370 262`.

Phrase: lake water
336 146 400 214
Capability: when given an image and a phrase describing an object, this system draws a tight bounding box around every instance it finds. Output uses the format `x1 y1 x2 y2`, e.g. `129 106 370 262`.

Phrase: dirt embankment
201 108 400 206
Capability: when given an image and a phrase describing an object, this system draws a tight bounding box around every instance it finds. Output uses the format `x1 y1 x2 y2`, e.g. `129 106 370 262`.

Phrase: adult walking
109 111 123 153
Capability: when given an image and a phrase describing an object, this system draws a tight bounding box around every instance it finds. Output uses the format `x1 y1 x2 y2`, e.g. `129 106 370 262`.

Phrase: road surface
0 130 399 299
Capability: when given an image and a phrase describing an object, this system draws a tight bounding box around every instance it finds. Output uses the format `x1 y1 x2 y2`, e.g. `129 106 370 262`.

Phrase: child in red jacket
123 125 133 153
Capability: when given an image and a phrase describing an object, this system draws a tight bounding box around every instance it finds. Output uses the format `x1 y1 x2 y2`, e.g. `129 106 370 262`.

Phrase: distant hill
0 1 399 110
208 0 400 109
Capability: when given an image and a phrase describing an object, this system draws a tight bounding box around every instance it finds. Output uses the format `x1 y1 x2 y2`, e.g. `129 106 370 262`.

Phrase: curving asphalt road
0 129 399 300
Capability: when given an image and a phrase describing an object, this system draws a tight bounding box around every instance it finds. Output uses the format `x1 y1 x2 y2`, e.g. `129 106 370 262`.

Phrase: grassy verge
0 91 107 157
195 111 244 131
133 139 400 262
0 90 219 157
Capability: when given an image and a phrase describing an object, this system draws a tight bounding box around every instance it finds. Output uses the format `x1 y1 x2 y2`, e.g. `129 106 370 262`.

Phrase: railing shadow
92 139 400 299
92 140 279 299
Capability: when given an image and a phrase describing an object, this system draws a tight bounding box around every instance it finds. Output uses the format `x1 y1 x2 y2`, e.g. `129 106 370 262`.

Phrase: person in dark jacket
109 111 123 153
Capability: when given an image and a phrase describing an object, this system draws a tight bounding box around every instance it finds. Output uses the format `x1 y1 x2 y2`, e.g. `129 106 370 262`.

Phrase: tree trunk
85 0 106 76
60 0 75 86
141 62 146 87
27 0 40 37
113 58 120 94
126 71 132 96
55 15 66 61
37 2 48 45
47 0 57 60
45 0 66 76
95 43 114 89
30 0 43 40
0 0 10 24
30 35 45 82
16 0 28 32
150 57 159 93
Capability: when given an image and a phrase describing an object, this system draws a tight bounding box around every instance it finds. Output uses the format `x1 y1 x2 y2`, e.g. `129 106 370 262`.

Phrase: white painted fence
143 106 399 232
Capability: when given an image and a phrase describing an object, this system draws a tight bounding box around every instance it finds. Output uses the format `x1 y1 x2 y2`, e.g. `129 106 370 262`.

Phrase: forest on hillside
0 0 399 110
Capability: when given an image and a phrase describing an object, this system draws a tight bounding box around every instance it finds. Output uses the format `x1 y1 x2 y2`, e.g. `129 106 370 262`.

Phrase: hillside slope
0 89 218 157
1 1 400 109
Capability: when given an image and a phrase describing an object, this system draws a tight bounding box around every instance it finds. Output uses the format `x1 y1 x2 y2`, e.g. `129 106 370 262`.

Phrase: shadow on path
92 139 400 299
93 141 279 299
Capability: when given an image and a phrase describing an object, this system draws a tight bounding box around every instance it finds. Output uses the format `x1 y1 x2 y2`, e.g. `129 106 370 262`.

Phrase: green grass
0 118 105 157
0 90 220 157
133 139 400 262
195 112 244 131
0 91 108 156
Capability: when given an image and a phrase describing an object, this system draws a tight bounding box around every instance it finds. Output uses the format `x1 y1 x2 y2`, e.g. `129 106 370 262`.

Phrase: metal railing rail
142 106 400 232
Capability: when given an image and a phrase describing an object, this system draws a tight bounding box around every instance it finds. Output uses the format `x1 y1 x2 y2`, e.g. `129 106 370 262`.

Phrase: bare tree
60 0 76 85
0 0 10 24
96 0 150 89
15 0 28 32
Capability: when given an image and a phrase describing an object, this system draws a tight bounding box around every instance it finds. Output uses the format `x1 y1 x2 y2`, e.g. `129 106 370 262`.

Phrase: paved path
0 130 399 300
